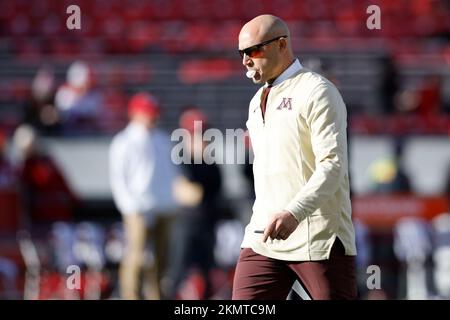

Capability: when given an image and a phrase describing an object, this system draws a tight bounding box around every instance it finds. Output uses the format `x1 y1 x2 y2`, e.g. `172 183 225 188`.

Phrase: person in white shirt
109 92 178 300
232 15 357 300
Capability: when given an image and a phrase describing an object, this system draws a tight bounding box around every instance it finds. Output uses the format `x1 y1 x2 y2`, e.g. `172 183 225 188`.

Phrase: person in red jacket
0 129 22 233
12 125 78 228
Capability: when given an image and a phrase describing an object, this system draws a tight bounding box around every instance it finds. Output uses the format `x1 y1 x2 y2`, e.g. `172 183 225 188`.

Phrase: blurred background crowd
0 0 449 300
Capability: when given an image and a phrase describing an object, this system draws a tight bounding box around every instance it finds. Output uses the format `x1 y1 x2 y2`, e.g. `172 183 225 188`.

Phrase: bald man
232 15 357 300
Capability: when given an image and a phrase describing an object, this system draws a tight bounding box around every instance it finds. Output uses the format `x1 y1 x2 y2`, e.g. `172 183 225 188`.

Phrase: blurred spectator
396 74 443 118
445 164 450 203
167 107 223 300
367 138 413 299
0 129 21 233
379 55 399 115
22 66 61 135
54 61 104 135
353 219 374 299
109 92 179 300
430 213 450 299
368 138 412 194
12 124 78 229
416 74 443 117
0 257 20 299
72 222 107 300
212 218 245 299
394 218 432 299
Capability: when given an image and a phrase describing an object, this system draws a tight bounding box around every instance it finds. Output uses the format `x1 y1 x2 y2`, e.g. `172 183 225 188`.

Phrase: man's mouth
246 70 256 78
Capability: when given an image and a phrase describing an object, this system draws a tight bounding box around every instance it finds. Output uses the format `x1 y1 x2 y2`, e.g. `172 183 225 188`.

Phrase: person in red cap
109 92 179 300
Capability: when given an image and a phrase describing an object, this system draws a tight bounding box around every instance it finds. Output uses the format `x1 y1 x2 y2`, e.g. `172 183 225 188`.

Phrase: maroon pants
232 238 357 300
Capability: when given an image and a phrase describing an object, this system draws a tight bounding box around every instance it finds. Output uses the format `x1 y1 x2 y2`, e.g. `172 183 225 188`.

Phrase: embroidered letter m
277 98 292 110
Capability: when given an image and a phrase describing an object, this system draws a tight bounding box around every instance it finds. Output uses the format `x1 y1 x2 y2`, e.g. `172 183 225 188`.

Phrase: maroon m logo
277 97 292 110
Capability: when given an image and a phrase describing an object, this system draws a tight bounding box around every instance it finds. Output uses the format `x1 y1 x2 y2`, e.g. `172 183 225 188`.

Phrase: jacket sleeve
284 82 348 221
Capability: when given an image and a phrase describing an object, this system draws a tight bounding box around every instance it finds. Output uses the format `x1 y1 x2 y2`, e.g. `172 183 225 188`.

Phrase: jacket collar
266 58 303 88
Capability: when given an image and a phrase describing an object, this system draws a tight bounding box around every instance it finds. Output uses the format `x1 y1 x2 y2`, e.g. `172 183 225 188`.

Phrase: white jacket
109 122 178 221
242 60 357 261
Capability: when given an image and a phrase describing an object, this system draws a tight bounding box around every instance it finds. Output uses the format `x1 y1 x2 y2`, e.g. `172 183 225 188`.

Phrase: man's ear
279 38 287 51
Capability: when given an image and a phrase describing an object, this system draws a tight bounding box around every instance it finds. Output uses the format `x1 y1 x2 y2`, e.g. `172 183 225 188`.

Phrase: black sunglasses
238 35 288 58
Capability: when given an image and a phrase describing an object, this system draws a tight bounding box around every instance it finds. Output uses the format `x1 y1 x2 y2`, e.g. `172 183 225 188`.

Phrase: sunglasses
238 35 288 58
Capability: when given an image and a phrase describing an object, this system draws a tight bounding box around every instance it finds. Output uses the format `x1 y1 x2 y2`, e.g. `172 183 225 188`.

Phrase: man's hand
263 210 299 242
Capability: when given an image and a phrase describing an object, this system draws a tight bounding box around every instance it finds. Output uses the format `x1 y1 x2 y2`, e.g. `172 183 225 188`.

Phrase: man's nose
242 53 252 66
